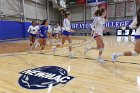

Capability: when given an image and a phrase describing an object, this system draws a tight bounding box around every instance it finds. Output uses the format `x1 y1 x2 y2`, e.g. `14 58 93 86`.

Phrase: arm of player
91 17 98 32
63 19 71 32
27 26 31 33
129 17 137 29
92 17 99 35
36 26 40 34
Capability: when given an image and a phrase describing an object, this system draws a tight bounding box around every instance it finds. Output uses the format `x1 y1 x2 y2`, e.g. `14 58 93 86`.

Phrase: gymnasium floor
0 36 140 93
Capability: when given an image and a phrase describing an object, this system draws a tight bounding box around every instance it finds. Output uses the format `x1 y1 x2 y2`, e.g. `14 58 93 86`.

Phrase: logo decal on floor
18 66 74 89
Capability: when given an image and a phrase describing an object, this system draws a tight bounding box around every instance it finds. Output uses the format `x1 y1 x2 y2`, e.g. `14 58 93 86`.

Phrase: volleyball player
48 24 53 46
27 21 39 51
38 19 48 54
54 23 62 45
112 8 140 62
84 8 106 63
52 12 74 58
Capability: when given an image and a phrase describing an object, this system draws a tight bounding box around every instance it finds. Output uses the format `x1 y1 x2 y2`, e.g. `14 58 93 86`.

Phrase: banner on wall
77 0 86 5
87 0 106 5
70 0 76 4
98 0 107 2
87 0 96 3
71 20 132 29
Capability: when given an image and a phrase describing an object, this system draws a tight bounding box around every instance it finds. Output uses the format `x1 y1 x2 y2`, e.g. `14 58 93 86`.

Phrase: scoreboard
117 29 136 36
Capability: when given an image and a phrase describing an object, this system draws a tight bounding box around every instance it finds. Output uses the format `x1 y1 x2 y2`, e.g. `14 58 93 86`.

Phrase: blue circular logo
18 66 74 89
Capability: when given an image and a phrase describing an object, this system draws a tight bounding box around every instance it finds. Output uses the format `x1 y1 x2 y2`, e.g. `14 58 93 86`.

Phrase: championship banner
99 3 107 9
87 0 97 3
77 0 86 5
70 0 76 4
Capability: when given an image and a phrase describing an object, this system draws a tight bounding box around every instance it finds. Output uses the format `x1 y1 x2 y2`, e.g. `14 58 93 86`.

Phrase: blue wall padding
0 20 31 40
0 21 23 40
22 22 31 38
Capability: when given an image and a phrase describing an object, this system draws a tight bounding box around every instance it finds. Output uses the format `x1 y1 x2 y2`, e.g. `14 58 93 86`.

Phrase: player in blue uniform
38 19 48 53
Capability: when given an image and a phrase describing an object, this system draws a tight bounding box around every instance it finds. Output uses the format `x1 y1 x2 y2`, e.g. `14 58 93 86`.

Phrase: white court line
0 37 89 57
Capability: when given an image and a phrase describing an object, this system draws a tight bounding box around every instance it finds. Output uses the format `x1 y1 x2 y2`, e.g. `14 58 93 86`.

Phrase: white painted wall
70 6 83 22
0 0 47 21
24 0 47 21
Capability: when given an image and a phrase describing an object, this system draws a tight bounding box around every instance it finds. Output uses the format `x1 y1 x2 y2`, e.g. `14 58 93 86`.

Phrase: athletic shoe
69 52 73 59
112 53 117 63
99 58 105 63
97 56 105 63
39 50 45 54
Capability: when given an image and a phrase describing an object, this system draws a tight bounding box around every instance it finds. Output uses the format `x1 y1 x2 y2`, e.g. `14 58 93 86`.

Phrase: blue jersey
39 25 48 38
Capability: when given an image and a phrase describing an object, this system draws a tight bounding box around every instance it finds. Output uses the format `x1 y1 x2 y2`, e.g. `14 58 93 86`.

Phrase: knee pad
131 51 139 56
99 48 104 52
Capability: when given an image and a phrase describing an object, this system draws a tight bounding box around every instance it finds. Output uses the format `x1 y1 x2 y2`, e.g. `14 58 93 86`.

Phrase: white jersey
129 17 140 35
54 26 61 33
63 18 71 32
48 25 53 33
91 17 105 36
28 25 39 34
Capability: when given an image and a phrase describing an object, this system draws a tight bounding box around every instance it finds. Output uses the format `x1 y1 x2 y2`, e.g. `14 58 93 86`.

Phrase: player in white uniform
84 8 106 63
112 8 140 62
54 23 62 45
27 21 39 51
48 24 53 46
52 12 74 58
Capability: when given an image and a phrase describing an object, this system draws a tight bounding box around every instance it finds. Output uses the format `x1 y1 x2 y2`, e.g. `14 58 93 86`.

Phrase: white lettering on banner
71 20 132 29
76 24 78 28
115 22 120 27
21 69 71 83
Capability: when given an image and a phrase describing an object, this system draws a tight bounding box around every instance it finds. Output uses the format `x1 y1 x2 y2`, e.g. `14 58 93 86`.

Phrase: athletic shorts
29 33 36 37
134 35 140 40
39 34 47 39
62 31 71 36
93 35 101 39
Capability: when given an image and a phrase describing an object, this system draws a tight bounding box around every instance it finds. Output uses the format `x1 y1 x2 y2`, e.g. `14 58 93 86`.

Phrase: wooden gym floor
0 36 140 93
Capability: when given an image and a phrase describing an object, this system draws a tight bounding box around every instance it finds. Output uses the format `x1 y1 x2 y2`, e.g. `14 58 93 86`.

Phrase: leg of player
29 35 33 51
29 34 36 52
84 36 100 54
32 36 36 49
84 42 99 54
58 32 62 45
95 36 104 63
34 35 40 49
112 39 140 63
67 35 73 58
39 38 44 53
43 38 47 52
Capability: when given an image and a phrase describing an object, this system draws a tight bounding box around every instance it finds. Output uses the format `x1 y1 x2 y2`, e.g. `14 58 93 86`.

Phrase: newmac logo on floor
18 66 74 89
